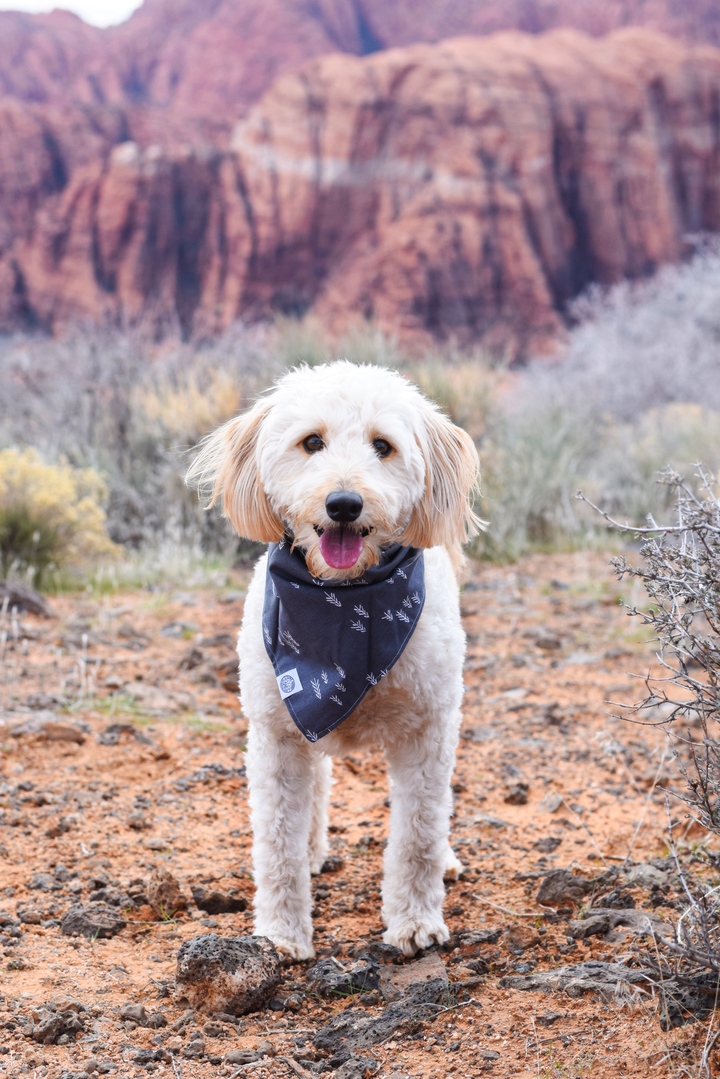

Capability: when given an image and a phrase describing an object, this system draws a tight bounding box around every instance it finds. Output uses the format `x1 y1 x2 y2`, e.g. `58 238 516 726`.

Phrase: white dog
188 361 480 960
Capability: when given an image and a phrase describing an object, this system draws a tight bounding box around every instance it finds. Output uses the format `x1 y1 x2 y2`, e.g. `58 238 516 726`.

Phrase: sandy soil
0 550 716 1079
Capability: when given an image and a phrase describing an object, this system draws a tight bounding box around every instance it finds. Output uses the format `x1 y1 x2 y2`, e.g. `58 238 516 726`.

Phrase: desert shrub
473 247 720 559
0 448 116 583
594 468 720 833
409 353 500 443
583 468 720 1011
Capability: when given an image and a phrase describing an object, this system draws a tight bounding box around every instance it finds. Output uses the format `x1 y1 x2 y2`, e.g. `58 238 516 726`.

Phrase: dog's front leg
382 725 456 956
246 722 316 961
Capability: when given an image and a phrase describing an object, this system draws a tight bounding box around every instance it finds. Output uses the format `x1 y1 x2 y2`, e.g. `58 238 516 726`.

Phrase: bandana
262 537 425 742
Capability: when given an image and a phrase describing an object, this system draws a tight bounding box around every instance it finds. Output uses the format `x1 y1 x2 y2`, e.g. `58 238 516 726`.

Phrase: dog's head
188 362 482 579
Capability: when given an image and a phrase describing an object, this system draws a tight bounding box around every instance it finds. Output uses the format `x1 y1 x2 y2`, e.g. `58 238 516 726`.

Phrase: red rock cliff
2 1 720 146
2 29 720 355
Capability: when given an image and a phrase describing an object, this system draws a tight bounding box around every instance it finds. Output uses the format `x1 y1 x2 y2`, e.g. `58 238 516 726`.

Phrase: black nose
325 490 363 523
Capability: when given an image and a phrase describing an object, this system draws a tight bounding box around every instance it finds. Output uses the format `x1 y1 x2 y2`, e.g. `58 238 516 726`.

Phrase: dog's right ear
186 397 284 542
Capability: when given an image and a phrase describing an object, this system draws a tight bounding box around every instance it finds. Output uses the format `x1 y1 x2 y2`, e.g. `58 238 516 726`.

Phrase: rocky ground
0 550 717 1079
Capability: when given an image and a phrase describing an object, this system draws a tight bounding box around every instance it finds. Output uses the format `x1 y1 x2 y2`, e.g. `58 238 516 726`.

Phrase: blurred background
1 0 720 590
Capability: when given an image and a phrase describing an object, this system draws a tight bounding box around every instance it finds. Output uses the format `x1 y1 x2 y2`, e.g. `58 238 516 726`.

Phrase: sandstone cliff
2 29 719 355
2 1 720 146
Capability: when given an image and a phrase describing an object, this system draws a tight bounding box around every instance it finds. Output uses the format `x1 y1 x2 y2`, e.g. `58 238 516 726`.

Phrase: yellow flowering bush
0 448 117 583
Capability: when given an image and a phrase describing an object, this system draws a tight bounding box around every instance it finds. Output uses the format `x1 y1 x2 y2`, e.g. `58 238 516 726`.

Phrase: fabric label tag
277 669 303 699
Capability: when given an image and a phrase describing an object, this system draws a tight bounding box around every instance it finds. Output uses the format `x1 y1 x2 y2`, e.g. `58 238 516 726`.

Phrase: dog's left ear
400 403 483 550
186 397 284 543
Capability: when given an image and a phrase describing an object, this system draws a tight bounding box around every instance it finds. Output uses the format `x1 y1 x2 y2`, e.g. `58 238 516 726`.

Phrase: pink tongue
319 527 364 569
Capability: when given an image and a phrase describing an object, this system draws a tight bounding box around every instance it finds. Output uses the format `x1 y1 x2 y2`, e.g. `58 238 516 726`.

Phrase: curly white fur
188 361 481 960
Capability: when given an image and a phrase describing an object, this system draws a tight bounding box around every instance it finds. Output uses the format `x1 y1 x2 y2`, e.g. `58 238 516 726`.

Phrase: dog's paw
269 936 315 963
383 916 450 957
443 847 464 881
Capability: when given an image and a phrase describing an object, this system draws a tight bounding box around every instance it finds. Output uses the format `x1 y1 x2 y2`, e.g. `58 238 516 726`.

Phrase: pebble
61 904 127 939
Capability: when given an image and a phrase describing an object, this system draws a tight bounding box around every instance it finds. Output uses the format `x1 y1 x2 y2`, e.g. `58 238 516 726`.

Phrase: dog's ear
186 397 284 543
400 404 483 550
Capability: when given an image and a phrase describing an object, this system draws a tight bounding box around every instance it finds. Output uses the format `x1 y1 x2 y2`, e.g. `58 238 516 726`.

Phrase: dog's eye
302 434 325 454
372 438 393 458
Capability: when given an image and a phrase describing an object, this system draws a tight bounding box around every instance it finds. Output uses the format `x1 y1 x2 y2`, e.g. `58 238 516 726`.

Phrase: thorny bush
582 468 720 1032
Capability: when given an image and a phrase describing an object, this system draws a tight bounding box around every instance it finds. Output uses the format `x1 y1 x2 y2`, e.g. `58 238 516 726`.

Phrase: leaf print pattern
264 539 425 742
279 629 300 653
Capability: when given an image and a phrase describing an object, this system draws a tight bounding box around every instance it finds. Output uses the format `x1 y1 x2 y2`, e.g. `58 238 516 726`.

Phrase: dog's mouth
313 524 371 569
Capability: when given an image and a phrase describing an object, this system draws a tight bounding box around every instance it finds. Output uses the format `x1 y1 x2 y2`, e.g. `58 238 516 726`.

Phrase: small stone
18 906 44 924
536 792 563 814
379 952 448 1003
191 886 248 915
122 683 196 713
61 903 127 939
127 811 153 830
224 1050 262 1065
9 712 86 743
283 992 304 1012
334 1056 379 1078
29 872 62 892
146 868 188 917
320 855 344 874
504 783 529 806
147 1012 168 1028
120 1003 147 1025
567 914 611 940
532 836 562 853
505 925 541 953
97 722 154 746
622 863 669 890
536 867 617 907
174 934 282 1015
218 592 246 605
0 581 54 617
159 621 200 639
307 955 381 998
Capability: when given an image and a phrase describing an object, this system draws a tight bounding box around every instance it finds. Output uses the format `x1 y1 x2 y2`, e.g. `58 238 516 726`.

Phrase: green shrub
0 448 116 584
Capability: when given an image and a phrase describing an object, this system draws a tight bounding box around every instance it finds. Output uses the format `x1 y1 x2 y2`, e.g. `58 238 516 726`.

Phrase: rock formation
2 29 720 355
2 2 720 146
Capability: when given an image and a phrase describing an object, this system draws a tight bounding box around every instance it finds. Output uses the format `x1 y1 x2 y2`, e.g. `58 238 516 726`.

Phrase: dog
188 361 480 960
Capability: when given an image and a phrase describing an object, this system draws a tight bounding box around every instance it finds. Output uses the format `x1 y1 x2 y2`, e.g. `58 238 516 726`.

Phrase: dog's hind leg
246 721 316 961
443 845 464 881
308 754 332 876
381 718 457 956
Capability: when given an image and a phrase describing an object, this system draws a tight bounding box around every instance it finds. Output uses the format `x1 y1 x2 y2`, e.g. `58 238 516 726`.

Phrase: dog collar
261 538 425 741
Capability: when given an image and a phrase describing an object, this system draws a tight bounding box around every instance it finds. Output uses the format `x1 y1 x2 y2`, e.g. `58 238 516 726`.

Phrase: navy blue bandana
262 537 425 742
